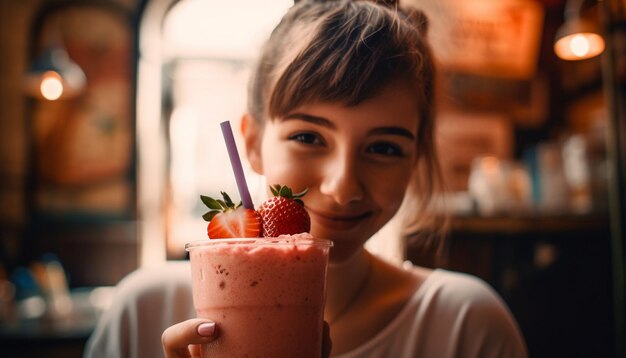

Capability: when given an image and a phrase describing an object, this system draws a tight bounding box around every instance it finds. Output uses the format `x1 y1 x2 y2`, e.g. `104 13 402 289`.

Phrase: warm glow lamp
23 45 86 101
554 0 605 60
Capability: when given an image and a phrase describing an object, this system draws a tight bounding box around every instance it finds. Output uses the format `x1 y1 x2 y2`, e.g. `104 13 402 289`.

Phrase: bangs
268 2 425 118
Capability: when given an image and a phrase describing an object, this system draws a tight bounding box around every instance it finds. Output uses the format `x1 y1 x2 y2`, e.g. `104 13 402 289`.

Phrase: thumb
162 318 218 358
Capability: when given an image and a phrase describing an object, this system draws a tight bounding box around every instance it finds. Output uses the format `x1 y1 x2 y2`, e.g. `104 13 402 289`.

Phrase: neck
325 248 372 324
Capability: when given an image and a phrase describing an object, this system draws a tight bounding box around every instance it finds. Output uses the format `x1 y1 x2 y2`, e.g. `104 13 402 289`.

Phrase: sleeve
83 262 195 358
445 272 528 358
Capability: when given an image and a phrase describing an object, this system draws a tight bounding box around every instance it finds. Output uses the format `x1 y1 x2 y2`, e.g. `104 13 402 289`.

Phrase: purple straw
220 120 254 209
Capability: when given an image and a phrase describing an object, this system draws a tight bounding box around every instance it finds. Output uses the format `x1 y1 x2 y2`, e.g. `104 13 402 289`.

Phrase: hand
162 318 330 358
322 320 332 358
162 318 218 358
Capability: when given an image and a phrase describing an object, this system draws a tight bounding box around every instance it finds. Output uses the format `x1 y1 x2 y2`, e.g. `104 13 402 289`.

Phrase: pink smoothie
186 235 331 357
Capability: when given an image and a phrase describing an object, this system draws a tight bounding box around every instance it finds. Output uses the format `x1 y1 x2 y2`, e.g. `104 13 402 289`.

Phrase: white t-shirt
84 262 527 358
334 268 527 358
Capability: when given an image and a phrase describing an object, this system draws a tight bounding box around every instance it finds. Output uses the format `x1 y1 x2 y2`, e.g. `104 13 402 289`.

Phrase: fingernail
197 322 216 337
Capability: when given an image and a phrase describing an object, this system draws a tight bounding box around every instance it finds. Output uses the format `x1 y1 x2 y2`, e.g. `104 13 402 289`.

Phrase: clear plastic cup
186 236 332 357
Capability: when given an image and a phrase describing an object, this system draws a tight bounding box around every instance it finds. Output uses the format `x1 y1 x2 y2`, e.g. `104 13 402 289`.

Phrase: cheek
367 166 412 212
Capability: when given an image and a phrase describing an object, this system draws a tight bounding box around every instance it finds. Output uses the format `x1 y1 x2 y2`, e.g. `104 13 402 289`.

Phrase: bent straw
220 120 254 209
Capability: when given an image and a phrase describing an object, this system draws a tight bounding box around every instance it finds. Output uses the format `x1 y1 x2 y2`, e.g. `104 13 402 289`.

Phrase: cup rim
185 237 333 251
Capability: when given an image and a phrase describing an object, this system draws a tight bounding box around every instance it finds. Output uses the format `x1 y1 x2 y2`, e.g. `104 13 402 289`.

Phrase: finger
189 344 202 358
322 320 332 358
162 319 218 358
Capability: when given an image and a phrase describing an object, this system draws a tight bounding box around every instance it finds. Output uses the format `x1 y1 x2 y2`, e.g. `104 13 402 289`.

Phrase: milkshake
186 235 332 357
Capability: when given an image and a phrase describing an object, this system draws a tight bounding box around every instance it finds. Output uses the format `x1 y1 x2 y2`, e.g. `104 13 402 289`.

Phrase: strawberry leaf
221 191 235 207
268 184 309 200
294 187 309 198
202 210 220 221
200 191 244 223
280 186 292 198
201 195 222 210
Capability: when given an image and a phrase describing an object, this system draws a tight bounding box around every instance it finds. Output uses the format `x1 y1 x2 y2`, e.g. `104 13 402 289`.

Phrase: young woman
88 1 527 357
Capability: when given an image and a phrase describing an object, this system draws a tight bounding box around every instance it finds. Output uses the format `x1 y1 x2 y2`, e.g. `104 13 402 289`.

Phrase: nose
319 151 364 206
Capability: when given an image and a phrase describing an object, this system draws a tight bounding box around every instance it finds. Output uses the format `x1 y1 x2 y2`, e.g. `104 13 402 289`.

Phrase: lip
306 207 372 231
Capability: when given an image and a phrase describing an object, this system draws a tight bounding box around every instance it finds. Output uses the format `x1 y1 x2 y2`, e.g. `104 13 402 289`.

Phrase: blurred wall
0 0 141 286
0 0 42 264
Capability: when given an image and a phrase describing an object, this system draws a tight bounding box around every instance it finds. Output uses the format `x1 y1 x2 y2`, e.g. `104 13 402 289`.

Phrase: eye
366 142 404 157
288 132 325 146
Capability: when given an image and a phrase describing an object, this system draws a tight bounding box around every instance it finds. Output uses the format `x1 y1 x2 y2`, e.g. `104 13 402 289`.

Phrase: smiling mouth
306 207 372 231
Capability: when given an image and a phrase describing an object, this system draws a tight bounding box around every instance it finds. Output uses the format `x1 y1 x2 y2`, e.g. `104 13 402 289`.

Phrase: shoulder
425 269 502 306
116 261 191 295
101 260 193 321
412 269 528 357
420 269 516 326
106 261 192 311
100 261 194 333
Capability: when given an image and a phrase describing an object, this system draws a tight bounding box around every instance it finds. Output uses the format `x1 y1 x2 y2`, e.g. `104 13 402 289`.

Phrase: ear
241 113 264 175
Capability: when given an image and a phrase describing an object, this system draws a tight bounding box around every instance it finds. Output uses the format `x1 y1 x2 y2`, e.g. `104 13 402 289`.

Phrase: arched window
137 0 290 264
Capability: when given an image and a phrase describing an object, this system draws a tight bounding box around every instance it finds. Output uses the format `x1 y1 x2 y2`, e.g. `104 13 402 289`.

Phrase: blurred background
0 0 624 356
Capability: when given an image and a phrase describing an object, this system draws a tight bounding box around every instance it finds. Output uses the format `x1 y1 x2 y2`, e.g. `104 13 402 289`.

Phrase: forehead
288 80 421 132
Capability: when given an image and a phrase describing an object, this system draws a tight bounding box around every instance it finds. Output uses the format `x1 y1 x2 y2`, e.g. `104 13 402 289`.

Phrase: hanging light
23 45 86 101
554 0 605 61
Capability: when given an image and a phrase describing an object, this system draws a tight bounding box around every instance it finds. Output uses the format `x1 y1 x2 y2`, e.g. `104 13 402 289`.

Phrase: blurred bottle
587 119 609 213
525 142 570 215
562 134 592 214
10 266 46 319
503 161 533 215
35 254 72 318
468 156 532 216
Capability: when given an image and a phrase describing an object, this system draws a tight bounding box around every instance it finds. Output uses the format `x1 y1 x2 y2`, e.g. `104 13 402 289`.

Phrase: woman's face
246 81 421 261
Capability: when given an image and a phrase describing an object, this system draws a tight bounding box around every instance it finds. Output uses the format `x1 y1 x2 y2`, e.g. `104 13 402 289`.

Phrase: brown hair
248 0 448 259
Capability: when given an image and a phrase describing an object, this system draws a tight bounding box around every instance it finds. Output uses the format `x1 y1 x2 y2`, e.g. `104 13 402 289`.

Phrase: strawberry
200 192 261 238
257 184 311 237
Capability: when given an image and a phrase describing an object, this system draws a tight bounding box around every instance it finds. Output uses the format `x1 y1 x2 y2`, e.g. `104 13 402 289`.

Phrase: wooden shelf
448 214 610 236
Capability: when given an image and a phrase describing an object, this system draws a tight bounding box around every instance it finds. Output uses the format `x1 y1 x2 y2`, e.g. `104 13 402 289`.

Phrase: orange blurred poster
412 0 544 79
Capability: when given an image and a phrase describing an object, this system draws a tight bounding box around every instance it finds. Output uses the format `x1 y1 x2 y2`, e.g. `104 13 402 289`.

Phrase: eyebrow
368 127 415 140
283 113 415 140
283 113 336 129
